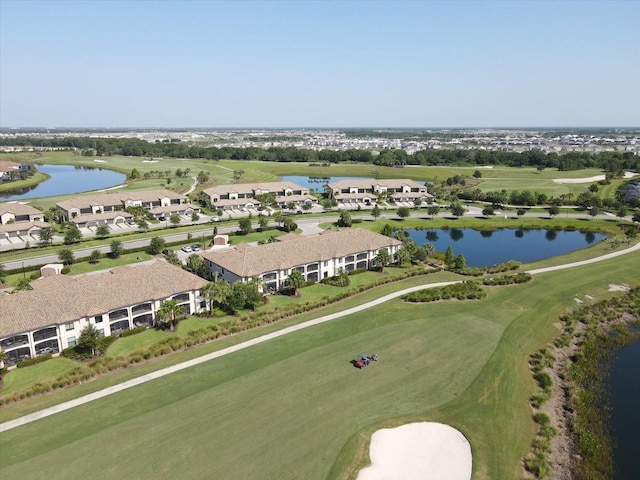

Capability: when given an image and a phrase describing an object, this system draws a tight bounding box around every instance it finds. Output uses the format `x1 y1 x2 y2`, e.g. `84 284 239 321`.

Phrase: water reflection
545 230 558 242
450 228 464 242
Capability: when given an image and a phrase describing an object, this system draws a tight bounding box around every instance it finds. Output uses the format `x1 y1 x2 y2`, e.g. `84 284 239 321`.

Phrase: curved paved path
2 242 639 432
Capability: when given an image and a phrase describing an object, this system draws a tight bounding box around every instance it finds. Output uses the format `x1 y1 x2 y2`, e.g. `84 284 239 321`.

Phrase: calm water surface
609 338 640 480
404 228 605 267
0 164 126 201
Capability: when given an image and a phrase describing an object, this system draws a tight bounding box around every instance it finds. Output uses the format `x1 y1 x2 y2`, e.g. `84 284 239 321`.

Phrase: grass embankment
0 172 50 193
0 253 638 480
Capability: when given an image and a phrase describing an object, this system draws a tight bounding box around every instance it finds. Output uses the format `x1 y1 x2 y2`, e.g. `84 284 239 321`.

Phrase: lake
0 164 127 201
404 228 606 267
281 175 373 191
609 338 640 480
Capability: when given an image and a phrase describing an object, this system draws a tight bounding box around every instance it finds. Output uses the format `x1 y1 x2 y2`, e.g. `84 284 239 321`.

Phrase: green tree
588 206 600 219
170 214 181 227
64 225 82 244
282 217 297 232
396 246 410 265
238 217 253 234
156 299 186 331
616 206 627 219
337 210 352 227
397 206 410 219
88 250 101 264
473 169 482 178
191 212 200 222
148 236 166 255
58 248 75 265
38 226 54 244
77 324 100 356
137 218 149 231
413 198 422 209
371 204 381 220
0 263 5 283
516 208 527 217
285 269 305 296
258 214 269 231
454 254 467 270
129 168 141 179
95 224 110 239
427 205 439 218
548 205 560 218
273 212 284 227
165 251 182 266
374 248 391 271
482 205 495 218
444 246 455 267
186 254 207 278
110 240 124 258
450 203 465 217
14 277 32 291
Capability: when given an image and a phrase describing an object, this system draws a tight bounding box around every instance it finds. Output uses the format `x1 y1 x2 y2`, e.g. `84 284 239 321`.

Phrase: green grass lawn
1 253 638 479
0 357 79 396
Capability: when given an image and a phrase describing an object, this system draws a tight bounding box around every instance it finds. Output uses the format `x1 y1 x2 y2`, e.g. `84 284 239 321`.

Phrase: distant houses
0 160 29 182
201 181 317 211
55 188 200 226
0 202 49 240
328 178 433 206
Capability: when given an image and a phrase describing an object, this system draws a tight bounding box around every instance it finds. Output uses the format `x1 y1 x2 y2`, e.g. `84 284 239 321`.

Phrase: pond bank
530 286 640 479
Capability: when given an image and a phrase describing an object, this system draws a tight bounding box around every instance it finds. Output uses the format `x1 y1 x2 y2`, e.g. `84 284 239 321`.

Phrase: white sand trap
93 159 107 163
553 171 636 184
357 422 472 480
142 159 159 163
609 284 630 292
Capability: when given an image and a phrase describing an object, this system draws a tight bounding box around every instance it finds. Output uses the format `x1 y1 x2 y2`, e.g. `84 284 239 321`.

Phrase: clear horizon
1 0 639 128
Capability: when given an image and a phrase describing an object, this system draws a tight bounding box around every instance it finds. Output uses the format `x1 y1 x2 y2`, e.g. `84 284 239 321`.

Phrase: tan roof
71 211 132 224
203 181 308 197
390 191 434 199
0 220 49 233
329 179 426 190
0 202 44 216
0 161 21 172
202 229 402 278
149 203 200 214
334 193 376 200
275 194 317 203
56 189 186 210
0 260 208 337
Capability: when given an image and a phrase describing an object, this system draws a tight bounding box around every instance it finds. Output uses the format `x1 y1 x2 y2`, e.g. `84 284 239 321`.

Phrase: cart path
2 241 639 432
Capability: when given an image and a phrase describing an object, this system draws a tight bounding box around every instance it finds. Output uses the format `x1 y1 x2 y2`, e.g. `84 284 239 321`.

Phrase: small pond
404 228 606 267
0 164 127 201
281 175 373 192
609 338 640 480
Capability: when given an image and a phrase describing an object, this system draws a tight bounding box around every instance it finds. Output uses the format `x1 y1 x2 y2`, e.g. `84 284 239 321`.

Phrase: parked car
158 216 166 222
181 246 192 253
162 249 173 255
209 216 220 222
191 245 201 252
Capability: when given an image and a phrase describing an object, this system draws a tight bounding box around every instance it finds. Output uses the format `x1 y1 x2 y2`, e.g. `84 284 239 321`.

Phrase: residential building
0 202 45 224
328 178 433 205
202 181 316 211
202 228 402 291
0 161 29 182
55 189 198 225
0 260 208 366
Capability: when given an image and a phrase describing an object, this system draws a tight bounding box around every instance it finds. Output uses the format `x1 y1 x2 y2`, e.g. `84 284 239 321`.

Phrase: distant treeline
2 136 638 172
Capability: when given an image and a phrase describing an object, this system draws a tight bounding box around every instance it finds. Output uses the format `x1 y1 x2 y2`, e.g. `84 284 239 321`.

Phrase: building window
96 329 105 338
65 322 74 331
323 261 328 267
67 336 77 347
94 316 103 323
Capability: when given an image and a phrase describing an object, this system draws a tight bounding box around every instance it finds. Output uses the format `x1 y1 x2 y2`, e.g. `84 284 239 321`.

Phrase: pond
281 175 373 192
609 338 640 480
403 228 606 267
0 164 127 201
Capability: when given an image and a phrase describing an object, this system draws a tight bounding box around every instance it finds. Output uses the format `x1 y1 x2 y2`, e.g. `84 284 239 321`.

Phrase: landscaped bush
402 280 486 303
482 272 532 286
119 326 148 338
16 354 52 368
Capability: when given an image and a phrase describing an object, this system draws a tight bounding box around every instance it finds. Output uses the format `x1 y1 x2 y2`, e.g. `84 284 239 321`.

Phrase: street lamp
22 261 25 278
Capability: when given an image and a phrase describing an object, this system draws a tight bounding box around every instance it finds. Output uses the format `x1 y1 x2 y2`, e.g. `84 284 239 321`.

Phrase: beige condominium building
0 260 208 366
202 181 317 210
202 228 402 291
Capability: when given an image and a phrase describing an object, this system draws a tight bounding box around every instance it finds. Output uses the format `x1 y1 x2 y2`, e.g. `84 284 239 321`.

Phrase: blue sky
1 0 639 128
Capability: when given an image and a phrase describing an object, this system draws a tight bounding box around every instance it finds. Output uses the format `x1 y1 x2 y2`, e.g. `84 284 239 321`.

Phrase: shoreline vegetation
0 171 50 194
524 286 640 479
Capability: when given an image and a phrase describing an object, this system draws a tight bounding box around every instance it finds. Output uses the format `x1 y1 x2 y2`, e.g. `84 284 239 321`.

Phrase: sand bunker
609 284 630 292
553 171 636 184
357 422 472 480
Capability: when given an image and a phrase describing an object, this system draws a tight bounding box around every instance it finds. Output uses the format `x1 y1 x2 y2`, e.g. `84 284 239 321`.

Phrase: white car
181 246 193 253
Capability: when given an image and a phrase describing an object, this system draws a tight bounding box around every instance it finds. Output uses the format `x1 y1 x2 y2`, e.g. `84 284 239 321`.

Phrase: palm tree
156 299 186 331
374 248 391 272
285 269 305 296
